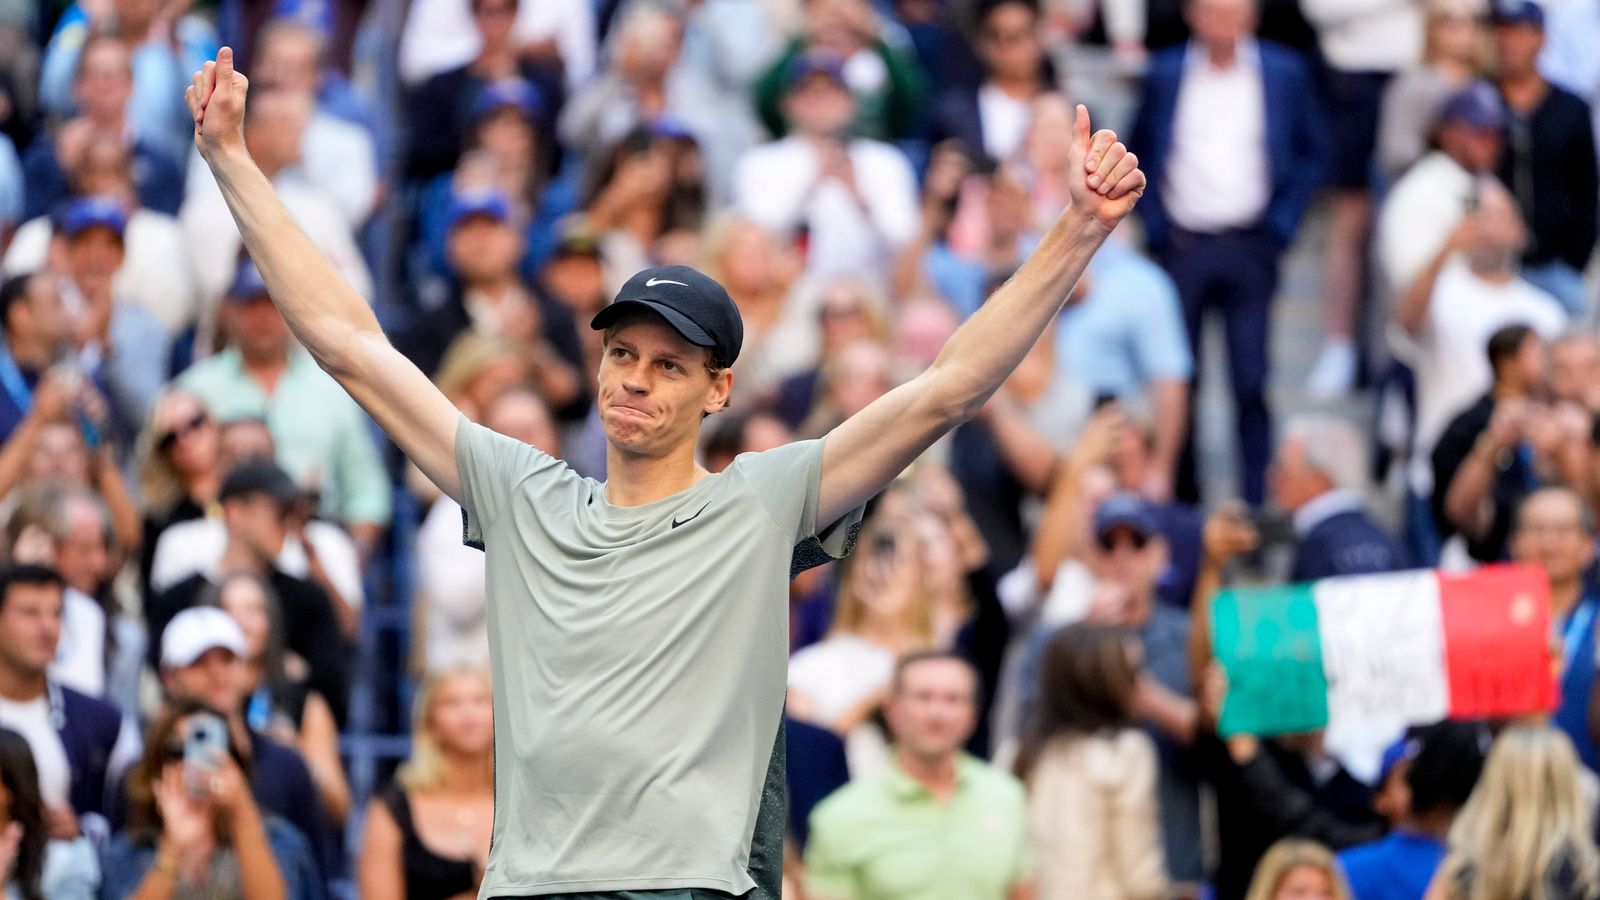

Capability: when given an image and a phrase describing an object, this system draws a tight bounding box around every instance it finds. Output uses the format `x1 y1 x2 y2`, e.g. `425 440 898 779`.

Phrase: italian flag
1212 565 1557 780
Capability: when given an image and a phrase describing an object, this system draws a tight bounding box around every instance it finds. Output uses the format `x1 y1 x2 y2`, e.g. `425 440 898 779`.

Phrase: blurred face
598 317 730 458
720 223 779 296
428 674 495 757
475 108 537 165
223 493 289 562
1500 333 1546 388
1373 759 1413 825
1550 339 1600 408
1024 96 1076 172
915 514 963 590
472 0 518 44
75 40 133 124
9 275 70 353
448 215 523 285
979 2 1043 82
29 423 89 484
75 139 135 200
1494 23 1544 78
164 647 246 712
159 395 220 478
256 29 321 94
1274 864 1337 900
783 74 856 138
113 0 161 33
828 341 892 417
1439 122 1503 172
228 296 292 362
1269 439 1331 513
219 579 271 662
219 421 275 472
56 499 110 596
743 415 793 454
1186 0 1257 50
0 584 63 679
1092 526 1168 606
1430 2 1486 63
893 302 957 375
542 254 605 312
818 286 873 349
484 392 559 456
885 658 978 761
244 91 311 172
65 227 125 297
1469 184 1528 261
1511 491 1593 585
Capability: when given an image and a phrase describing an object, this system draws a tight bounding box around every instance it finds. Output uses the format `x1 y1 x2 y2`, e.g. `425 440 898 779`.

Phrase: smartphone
183 713 229 797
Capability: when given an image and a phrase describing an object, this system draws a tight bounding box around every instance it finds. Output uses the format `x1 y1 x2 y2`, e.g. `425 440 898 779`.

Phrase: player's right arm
186 48 463 503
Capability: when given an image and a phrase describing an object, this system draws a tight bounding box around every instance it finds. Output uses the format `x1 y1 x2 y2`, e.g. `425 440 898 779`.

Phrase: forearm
1031 460 1091 590
129 845 181 900
0 412 44 498
1149 379 1188 477
232 804 288 900
984 397 1058 495
925 210 1108 419
1442 442 1498 537
203 147 382 375
1395 241 1454 334
1139 682 1199 745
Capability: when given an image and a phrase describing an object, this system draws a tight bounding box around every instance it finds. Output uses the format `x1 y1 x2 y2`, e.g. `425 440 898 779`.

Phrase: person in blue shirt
1510 486 1600 772
0 274 73 444
1338 721 1488 900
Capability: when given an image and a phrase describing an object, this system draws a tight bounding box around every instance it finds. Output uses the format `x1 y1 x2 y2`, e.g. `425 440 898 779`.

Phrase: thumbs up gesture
185 46 250 160
1064 104 1145 232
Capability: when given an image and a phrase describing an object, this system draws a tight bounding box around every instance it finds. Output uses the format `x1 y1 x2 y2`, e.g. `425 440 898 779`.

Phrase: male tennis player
186 47 1144 900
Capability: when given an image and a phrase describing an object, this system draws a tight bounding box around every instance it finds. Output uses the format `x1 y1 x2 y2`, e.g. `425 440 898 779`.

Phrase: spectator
804 651 1034 900
20 35 184 221
151 606 331 885
773 279 892 431
134 389 221 592
1128 0 1327 506
250 16 375 133
899 145 1035 317
1548 333 1600 414
1299 0 1423 397
1338 722 1488 900
1392 180 1564 566
1246 839 1354 900
736 52 921 281
0 565 138 839
1376 0 1491 182
180 87 372 351
146 460 350 728
251 20 378 228
403 0 566 182
4 135 197 338
356 669 494 900
53 197 170 448
0 726 98 900
580 124 709 293
1491 0 1598 315
1508 488 1600 772
1431 725 1600 899
207 572 350 824
558 3 759 196
1536 0 1600 150
698 215 817 403
98 697 316 900
416 385 559 673
932 0 1056 166
1431 325 1580 564
753 0 930 142
1376 81 1503 298
178 259 391 549
397 0 596 90
0 274 70 444
1018 622 1167 900
394 189 583 415
1271 415 1407 582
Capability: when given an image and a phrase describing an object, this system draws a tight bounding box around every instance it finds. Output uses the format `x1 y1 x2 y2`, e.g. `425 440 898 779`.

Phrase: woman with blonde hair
358 669 495 899
134 388 224 590
1245 839 1353 900
1427 725 1600 900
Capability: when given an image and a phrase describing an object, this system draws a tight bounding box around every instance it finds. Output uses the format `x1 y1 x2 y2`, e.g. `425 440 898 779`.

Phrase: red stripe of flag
1439 564 1557 719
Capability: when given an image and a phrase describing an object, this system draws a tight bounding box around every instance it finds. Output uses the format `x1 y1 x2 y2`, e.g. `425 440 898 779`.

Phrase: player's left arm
817 105 1145 527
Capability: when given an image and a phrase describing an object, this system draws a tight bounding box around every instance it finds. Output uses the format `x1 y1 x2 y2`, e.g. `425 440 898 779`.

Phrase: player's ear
704 365 733 416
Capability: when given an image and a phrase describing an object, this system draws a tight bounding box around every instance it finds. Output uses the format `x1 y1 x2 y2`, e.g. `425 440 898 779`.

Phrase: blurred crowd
0 0 1596 897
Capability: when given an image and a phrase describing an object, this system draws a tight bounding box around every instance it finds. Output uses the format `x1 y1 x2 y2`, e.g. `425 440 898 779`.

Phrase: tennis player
185 46 1145 900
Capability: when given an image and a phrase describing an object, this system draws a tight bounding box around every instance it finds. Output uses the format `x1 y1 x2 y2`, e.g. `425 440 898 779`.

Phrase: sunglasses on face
982 26 1036 45
159 412 208 452
1097 530 1150 553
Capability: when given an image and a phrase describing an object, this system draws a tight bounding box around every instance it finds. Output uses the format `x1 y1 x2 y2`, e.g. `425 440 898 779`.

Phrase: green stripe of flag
1213 583 1330 736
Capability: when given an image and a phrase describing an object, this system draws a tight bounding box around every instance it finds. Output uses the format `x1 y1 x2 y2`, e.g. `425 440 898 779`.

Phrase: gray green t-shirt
455 417 862 898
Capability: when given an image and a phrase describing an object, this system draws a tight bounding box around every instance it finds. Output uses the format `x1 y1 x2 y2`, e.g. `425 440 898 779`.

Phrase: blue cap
648 116 696 142
1377 736 1419 785
61 196 126 240
785 50 847 91
1093 492 1162 542
445 189 511 231
1439 81 1507 131
473 79 543 121
225 258 270 303
1492 0 1544 27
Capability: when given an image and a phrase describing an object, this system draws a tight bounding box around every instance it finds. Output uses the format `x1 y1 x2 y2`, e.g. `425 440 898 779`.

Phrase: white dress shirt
1163 40 1272 233
978 83 1034 162
52 589 105 699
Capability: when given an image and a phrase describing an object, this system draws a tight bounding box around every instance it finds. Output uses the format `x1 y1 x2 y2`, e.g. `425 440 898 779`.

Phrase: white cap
160 607 247 670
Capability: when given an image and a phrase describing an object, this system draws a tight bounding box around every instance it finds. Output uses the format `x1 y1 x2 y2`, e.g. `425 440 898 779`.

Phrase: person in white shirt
399 0 596 89
733 51 921 283
1389 176 1565 564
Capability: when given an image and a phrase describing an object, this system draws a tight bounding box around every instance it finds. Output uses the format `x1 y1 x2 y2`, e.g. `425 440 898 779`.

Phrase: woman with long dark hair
1018 622 1166 900
0 728 48 900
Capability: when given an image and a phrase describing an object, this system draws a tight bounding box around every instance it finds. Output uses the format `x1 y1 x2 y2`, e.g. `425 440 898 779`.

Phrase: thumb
1073 103 1092 151
216 45 235 80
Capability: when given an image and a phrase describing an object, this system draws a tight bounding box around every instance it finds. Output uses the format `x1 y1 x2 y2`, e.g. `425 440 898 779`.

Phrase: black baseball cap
590 265 744 369
219 458 301 506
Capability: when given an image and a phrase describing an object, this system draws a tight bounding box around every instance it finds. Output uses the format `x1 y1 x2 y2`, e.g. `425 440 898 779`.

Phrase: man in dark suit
1271 415 1407 582
1128 0 1327 507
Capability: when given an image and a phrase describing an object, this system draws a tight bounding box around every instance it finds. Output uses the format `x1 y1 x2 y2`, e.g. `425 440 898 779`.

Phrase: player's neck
603 445 707 507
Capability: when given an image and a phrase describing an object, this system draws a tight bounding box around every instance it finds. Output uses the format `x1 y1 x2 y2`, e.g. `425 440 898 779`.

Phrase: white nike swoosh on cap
645 277 689 287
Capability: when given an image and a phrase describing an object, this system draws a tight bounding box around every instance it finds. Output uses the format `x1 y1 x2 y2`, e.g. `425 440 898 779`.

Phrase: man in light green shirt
805 652 1036 900
178 259 391 550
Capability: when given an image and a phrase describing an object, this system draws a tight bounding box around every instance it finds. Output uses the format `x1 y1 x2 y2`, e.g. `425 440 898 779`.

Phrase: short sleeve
731 438 864 573
454 415 568 549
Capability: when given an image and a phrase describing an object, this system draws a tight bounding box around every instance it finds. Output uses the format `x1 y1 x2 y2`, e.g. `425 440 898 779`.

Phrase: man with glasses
931 0 1053 166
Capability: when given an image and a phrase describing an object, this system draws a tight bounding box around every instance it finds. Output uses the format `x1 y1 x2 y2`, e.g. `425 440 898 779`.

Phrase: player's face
597 318 731 459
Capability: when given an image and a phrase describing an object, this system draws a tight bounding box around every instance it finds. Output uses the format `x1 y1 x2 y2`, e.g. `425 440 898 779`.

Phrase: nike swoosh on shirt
671 503 710 528
645 277 689 287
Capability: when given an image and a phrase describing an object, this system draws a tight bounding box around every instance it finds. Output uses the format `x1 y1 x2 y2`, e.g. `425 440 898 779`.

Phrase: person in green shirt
805 651 1036 900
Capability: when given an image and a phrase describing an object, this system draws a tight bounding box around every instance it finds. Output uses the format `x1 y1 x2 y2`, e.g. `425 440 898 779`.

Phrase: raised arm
817 106 1145 526
185 49 463 502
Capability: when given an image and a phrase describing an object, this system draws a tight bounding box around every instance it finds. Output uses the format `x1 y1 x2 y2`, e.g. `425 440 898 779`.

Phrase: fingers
1103 152 1144 199
1109 169 1147 201
1084 131 1119 187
